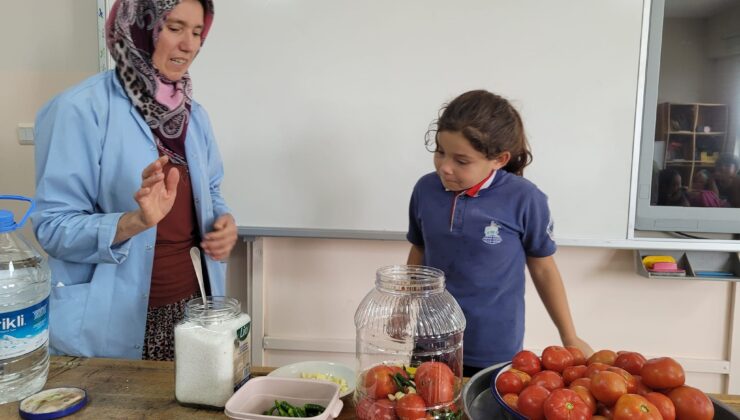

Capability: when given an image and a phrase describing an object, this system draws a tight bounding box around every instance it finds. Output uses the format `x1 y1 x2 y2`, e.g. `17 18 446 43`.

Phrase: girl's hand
562 336 594 358
201 213 237 261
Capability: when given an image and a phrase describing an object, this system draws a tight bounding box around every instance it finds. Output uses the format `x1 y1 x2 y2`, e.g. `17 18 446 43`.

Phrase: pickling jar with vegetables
354 265 466 420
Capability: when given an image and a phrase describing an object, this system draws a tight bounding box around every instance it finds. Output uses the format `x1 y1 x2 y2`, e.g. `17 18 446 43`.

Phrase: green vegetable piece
303 403 326 417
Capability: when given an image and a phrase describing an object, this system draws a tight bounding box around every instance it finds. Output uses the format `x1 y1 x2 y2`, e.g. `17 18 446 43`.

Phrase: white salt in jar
175 296 251 408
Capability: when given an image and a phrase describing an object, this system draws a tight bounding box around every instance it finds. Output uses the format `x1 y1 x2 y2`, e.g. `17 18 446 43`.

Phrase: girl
406 90 592 377
656 168 690 207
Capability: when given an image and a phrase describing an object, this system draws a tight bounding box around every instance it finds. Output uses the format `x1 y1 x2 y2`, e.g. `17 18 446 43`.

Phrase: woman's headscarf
105 0 214 165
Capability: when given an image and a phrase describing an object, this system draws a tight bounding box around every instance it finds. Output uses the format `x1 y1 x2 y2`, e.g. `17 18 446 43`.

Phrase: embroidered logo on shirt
482 221 503 245
547 216 555 241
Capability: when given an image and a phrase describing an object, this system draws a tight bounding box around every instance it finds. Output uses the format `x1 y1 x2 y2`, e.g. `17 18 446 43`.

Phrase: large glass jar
354 265 465 420
175 296 252 408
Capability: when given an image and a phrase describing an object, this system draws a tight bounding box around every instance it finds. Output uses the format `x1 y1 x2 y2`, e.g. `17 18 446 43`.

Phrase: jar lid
19 387 88 420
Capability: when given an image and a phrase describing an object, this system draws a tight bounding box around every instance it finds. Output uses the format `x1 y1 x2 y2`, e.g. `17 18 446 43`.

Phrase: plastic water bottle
0 196 51 404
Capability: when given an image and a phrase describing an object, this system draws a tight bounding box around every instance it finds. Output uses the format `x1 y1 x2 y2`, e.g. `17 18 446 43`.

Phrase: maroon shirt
149 162 199 308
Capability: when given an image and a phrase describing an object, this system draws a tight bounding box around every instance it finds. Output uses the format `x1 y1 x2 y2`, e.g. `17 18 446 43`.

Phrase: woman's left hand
201 213 237 261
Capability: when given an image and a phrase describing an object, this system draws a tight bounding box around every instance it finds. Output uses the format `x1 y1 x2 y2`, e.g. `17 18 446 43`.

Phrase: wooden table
0 356 738 419
0 356 354 419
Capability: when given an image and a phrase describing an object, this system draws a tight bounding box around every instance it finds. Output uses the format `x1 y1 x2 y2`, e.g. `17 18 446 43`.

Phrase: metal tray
462 363 740 420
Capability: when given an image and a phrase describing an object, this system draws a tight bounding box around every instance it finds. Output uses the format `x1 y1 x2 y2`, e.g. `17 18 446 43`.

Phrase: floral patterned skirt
142 293 199 361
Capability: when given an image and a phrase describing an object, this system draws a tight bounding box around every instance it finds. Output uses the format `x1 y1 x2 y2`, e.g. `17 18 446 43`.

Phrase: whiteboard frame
96 0 115 72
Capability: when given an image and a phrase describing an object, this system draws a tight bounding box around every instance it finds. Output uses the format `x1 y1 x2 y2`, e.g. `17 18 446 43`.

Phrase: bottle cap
19 387 88 420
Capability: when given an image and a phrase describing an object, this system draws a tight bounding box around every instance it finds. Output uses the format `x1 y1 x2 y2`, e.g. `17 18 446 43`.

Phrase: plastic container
354 265 466 419
0 195 51 404
175 296 252 408
224 376 343 420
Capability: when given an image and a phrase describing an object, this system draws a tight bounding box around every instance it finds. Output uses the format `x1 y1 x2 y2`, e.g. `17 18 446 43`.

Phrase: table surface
0 356 738 419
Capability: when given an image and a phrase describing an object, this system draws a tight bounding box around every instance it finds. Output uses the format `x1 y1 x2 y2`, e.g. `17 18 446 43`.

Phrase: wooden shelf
656 102 729 189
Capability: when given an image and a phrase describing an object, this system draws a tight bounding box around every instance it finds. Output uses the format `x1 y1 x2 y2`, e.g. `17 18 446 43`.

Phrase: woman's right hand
114 156 180 244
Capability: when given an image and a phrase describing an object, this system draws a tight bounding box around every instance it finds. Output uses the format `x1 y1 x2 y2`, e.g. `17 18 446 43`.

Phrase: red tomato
597 403 615 419
586 362 611 379
363 365 398 399
640 357 685 389
593 416 609 420
588 350 618 366
395 394 426 420
644 391 676 420
512 350 542 376
414 361 452 383
496 370 524 395
502 393 519 412
614 352 647 376
357 397 374 420
607 366 637 394
613 394 662 420
632 376 651 396
530 370 565 391
667 385 714 420
541 345 575 373
563 365 588 385
566 346 588 365
543 388 592 420
570 385 597 414
509 368 532 387
517 385 551 420
414 361 455 405
357 397 398 420
569 377 592 390
590 371 628 405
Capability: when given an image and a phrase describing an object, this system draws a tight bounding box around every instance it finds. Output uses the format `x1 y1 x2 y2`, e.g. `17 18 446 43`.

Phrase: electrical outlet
17 123 34 145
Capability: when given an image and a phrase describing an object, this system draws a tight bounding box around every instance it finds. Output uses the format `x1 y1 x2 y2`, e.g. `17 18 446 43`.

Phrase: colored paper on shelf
642 255 676 270
695 271 735 278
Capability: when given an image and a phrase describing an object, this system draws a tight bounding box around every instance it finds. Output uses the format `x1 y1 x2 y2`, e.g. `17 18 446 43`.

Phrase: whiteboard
189 0 644 241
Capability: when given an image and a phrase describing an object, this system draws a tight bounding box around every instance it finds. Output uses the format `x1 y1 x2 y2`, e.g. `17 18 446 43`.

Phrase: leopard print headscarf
105 0 214 165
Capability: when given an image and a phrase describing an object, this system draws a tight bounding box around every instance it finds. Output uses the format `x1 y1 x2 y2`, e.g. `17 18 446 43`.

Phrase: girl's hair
426 90 532 176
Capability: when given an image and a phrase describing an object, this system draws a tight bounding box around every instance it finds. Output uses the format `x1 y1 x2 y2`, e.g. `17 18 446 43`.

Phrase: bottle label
233 321 251 390
0 296 49 359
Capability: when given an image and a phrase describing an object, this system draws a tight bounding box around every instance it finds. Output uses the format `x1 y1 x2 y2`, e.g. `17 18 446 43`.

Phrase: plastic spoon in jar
189 247 208 309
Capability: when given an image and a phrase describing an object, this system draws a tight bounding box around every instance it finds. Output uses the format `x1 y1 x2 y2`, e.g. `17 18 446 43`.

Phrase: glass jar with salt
175 296 251 408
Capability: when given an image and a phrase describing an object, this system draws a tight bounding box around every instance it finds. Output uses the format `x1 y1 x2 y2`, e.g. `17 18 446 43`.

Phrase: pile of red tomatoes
356 361 461 420
495 346 714 420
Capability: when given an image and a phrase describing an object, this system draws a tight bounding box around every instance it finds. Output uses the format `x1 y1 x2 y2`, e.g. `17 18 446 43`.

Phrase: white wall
658 18 715 104
0 1 98 239
708 2 740 155
713 56 740 155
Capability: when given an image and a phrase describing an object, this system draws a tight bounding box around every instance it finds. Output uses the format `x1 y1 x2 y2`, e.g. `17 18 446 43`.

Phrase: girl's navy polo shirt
407 170 556 367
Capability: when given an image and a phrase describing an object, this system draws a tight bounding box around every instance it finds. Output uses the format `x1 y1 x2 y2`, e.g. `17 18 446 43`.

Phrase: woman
31 0 237 360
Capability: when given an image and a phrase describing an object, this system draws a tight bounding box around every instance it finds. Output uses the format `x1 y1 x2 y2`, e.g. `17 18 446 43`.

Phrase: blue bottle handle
0 195 35 228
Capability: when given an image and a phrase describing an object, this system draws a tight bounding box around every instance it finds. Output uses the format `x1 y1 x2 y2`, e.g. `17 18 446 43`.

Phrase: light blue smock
31 70 231 359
